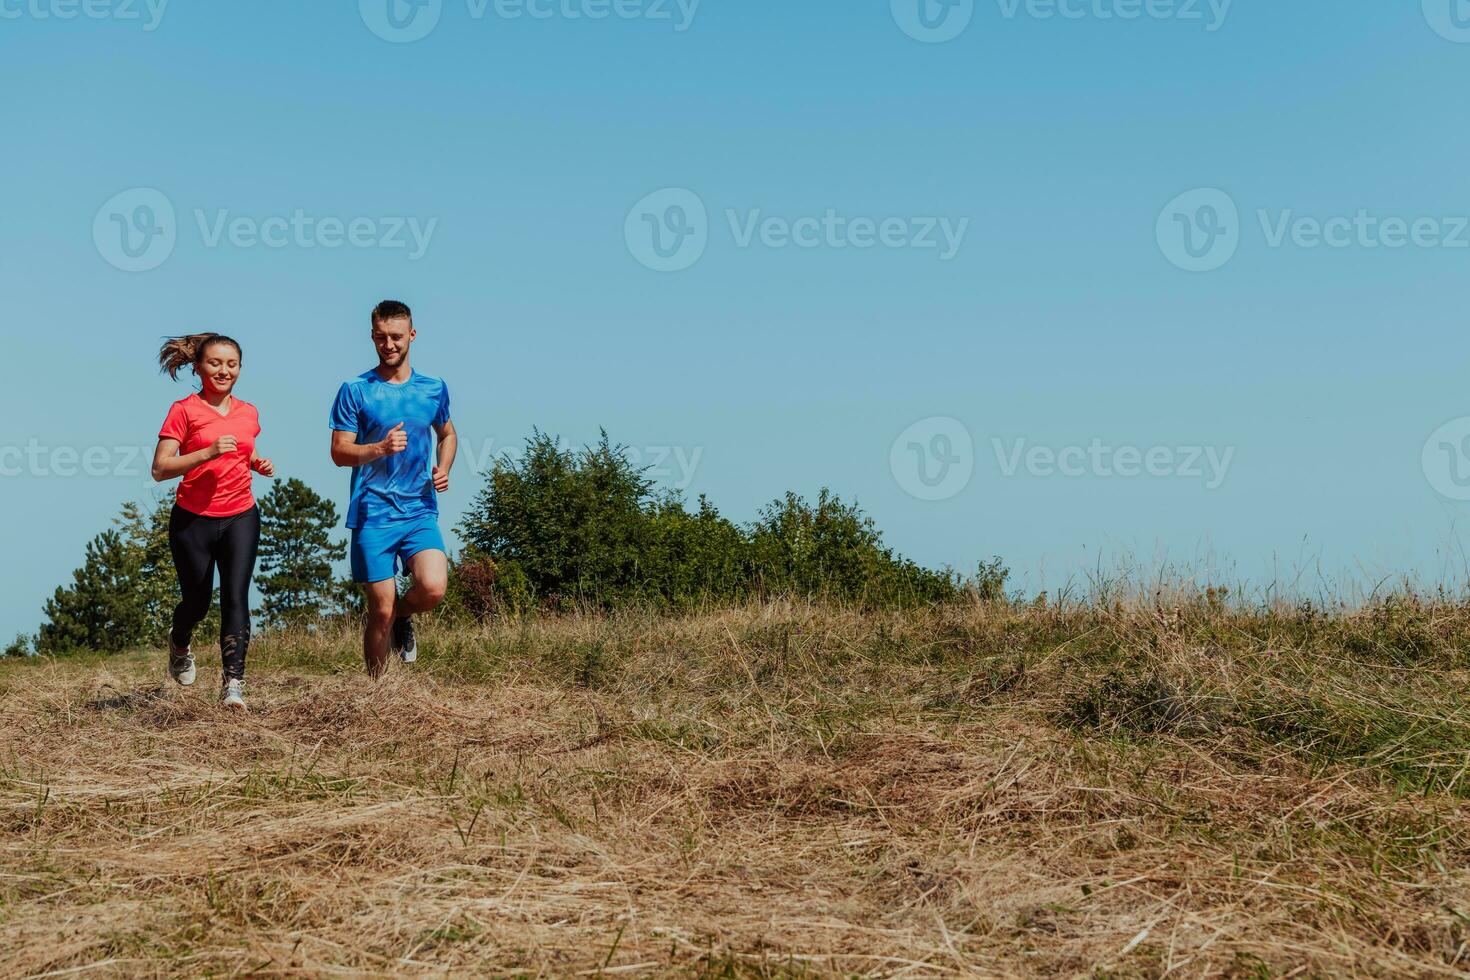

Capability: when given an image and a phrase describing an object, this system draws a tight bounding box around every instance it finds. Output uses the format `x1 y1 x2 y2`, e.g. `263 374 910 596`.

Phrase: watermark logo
1423 417 1470 500
626 188 970 272
93 187 177 273
1159 189 1470 273
625 188 708 273
479 0 700 29
995 0 1230 30
890 417 974 501
1157 187 1239 272
894 0 1230 41
91 191 438 271
0 440 146 479
891 0 974 43
360 0 443 42
993 437 1234 488
0 0 169 30
1424 0 1470 42
465 437 703 489
192 210 437 259
1258 209 1470 251
361 0 698 40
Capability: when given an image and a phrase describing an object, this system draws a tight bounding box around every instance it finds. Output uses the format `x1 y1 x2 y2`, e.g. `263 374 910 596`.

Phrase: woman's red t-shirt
158 393 261 517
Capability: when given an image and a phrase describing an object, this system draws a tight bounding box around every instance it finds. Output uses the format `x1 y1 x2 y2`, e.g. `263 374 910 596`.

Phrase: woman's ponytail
157 333 241 381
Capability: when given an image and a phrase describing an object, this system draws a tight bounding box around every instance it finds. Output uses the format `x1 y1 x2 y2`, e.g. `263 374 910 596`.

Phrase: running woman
329 300 456 677
151 333 273 710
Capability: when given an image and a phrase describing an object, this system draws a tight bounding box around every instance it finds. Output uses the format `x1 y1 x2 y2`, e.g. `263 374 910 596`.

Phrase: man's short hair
371 300 413 328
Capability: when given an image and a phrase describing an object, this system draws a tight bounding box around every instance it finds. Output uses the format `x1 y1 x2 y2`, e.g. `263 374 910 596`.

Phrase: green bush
749 490 957 606
457 430 960 611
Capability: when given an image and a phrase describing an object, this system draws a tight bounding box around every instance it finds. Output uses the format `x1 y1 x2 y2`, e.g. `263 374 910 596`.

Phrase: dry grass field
3 598 1470 977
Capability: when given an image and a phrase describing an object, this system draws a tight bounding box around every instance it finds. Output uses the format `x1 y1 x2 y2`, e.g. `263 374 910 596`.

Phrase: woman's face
195 342 241 396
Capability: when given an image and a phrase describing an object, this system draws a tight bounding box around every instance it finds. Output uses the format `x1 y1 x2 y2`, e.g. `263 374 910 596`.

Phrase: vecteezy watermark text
1257 210 1470 251
890 0 1230 43
194 210 437 258
626 188 970 273
94 188 438 272
465 438 704 490
995 0 1230 27
0 0 168 30
0 441 146 479
1157 188 1470 272
888 420 1234 500
359 0 699 43
992 437 1235 489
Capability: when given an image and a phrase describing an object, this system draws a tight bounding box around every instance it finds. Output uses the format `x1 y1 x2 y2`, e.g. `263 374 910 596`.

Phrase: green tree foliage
749 490 957 605
256 478 349 627
454 430 959 615
458 431 652 606
36 495 197 654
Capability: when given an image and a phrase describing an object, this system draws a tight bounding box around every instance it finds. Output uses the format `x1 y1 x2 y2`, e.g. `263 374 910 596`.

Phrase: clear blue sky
4 1 1470 638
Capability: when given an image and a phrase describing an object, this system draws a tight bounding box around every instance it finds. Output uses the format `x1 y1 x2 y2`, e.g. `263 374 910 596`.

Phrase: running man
152 333 274 710
329 300 457 677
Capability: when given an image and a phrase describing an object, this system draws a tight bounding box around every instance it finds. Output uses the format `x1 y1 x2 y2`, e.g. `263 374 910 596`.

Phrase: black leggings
168 504 259 681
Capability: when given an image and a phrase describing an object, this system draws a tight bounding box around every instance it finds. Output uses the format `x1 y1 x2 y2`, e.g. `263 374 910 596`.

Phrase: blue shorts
350 515 446 583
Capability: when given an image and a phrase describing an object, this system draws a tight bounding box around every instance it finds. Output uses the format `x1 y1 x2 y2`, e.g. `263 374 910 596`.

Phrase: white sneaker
391 616 417 664
168 635 196 686
221 679 246 711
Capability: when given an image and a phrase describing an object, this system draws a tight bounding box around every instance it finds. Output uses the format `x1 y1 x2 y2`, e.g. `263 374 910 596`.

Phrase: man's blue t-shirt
329 369 451 529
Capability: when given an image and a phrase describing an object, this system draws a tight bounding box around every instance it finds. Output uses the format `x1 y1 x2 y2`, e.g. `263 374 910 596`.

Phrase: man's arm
331 424 407 468
431 420 457 492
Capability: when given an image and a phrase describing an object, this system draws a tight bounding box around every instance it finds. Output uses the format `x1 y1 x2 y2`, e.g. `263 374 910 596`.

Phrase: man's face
372 317 414 368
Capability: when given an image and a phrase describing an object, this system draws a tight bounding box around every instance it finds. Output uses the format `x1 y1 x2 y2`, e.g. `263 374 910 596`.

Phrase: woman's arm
152 436 233 482
250 449 275 478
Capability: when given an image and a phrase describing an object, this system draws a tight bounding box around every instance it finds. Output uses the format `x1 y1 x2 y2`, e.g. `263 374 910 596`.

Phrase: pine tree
37 528 148 653
36 495 186 655
256 478 348 627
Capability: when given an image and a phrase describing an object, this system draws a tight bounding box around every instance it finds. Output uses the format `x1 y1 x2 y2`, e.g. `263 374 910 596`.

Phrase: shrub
458 430 960 610
459 430 652 606
748 490 957 606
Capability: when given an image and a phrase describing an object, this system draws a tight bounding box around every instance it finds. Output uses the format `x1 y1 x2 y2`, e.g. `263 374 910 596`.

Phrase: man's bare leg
363 578 398 678
396 549 448 618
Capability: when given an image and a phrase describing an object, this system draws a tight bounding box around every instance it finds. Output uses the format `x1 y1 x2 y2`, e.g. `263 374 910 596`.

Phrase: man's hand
252 457 275 477
377 422 408 458
211 435 238 458
431 465 449 493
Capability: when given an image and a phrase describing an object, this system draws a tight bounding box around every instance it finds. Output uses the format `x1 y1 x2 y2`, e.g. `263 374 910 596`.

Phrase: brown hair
157 333 242 381
371 299 412 329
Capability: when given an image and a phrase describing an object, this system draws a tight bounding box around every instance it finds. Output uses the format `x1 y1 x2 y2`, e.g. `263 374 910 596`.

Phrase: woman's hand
252 456 275 477
211 435 238 459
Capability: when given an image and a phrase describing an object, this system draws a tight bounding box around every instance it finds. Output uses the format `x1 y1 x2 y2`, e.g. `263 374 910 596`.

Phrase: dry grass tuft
3 599 1470 976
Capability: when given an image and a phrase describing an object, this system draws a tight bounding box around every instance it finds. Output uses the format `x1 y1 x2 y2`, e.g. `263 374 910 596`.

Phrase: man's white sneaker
391 616 417 663
221 679 246 711
168 635 196 686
